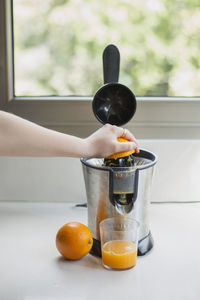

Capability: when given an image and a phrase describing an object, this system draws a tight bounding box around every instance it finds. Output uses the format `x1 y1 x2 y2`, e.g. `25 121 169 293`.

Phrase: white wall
0 140 200 203
143 140 200 203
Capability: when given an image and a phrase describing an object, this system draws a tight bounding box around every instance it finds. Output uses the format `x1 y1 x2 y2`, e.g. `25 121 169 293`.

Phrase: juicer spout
115 200 134 216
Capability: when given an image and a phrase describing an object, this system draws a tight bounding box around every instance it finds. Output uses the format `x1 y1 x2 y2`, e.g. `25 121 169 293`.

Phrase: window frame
1 0 200 139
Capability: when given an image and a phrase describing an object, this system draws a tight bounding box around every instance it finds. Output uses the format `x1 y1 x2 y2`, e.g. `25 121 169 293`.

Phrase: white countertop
0 201 200 300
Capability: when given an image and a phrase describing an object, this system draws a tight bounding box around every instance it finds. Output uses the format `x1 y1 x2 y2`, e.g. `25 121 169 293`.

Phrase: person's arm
0 111 139 157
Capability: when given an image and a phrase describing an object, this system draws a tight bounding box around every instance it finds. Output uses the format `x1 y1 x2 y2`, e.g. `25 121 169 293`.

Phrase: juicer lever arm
103 44 120 84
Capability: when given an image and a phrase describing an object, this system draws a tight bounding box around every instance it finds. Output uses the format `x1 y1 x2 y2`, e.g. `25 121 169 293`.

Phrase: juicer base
137 231 154 256
90 231 154 257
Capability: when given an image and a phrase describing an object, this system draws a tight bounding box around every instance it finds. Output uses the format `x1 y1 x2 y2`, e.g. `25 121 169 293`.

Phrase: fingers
114 140 137 153
105 124 136 141
119 128 139 153
123 129 135 141
103 124 140 154
126 131 139 153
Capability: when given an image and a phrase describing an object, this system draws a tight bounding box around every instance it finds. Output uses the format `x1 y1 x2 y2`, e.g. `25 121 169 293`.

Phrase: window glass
13 0 200 97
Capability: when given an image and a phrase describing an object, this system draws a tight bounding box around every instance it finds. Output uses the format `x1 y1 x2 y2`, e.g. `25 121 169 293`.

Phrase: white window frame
1 0 200 139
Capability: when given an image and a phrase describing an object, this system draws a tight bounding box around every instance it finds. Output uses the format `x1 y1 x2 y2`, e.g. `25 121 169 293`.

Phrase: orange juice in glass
100 218 139 270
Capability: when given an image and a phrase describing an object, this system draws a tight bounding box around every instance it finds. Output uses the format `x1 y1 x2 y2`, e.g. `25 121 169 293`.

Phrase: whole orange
56 222 93 260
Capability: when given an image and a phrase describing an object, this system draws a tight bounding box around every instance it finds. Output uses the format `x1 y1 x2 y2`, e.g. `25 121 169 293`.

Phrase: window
13 0 200 97
0 0 200 139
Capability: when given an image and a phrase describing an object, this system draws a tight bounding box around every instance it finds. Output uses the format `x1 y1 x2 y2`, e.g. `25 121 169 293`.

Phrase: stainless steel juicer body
81 149 157 256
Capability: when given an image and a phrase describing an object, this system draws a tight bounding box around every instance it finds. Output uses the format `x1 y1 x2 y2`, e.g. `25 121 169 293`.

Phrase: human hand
84 124 139 158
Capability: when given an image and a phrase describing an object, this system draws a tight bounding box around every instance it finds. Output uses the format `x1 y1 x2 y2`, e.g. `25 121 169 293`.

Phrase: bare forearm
0 111 138 158
0 111 88 157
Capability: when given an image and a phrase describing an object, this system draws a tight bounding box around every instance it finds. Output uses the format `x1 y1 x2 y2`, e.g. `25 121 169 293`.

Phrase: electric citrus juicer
81 45 157 256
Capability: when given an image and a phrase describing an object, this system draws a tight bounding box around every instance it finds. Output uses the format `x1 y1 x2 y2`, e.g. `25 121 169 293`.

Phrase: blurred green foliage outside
13 0 200 97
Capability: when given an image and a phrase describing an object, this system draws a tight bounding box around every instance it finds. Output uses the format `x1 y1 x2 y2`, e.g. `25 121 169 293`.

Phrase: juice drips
102 240 137 269
122 205 127 220
115 198 133 216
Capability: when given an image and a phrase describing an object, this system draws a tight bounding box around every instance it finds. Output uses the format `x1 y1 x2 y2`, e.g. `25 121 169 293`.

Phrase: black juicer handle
103 44 120 84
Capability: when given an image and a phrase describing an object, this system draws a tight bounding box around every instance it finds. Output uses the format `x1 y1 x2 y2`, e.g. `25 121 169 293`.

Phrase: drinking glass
100 217 139 270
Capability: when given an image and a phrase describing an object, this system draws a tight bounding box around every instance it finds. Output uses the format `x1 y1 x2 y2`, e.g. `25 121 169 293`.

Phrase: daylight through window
13 0 200 97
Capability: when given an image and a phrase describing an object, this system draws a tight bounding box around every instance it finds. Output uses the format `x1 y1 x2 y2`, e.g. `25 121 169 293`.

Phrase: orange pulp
102 240 137 269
